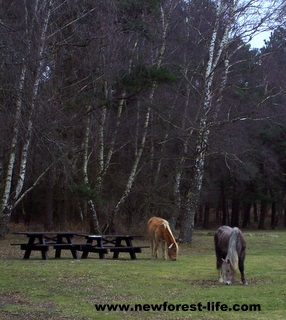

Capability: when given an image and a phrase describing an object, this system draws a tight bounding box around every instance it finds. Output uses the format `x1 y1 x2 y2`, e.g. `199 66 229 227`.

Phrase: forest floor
1 229 285 319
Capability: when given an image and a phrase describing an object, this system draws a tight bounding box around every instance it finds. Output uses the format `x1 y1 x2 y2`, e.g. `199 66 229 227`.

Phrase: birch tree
179 0 284 242
106 1 178 231
0 0 53 238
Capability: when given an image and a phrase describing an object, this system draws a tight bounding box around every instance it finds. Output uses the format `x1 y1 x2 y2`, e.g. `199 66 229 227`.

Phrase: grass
1 229 286 319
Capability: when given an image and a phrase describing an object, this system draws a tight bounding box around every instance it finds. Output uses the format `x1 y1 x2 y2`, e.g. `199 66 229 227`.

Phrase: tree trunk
179 0 234 242
242 202 251 228
258 200 267 229
231 196 240 227
108 101 152 232
44 173 54 231
203 202 210 229
172 83 192 229
83 106 101 234
221 182 228 225
271 201 276 229
253 202 258 223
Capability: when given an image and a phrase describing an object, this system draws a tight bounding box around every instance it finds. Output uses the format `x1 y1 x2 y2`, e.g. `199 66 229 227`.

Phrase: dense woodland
1 0 286 241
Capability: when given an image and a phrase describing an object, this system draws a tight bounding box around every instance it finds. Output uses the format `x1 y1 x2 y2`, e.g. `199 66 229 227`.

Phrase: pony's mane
161 219 176 244
226 227 239 269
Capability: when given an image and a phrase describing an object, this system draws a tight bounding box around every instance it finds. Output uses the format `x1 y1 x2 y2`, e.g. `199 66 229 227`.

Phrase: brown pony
147 216 178 261
214 226 247 285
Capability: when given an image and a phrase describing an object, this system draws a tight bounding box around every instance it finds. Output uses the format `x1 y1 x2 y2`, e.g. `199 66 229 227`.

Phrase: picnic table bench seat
77 244 108 259
11 243 79 249
11 242 84 260
109 245 149 259
78 244 149 259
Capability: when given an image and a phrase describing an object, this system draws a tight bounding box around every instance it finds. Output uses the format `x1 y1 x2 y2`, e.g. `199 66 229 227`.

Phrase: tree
106 0 179 231
1 0 286 237
0 0 54 238
178 0 285 242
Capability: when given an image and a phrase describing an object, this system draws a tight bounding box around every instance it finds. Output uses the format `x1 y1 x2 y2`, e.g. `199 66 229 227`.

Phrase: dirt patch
187 277 267 287
0 292 34 307
187 279 219 288
0 292 60 320
245 277 270 285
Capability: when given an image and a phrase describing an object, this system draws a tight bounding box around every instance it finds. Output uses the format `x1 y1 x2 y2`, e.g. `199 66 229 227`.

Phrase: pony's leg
238 254 247 285
218 268 223 283
214 235 224 282
150 239 155 258
217 256 223 283
163 241 167 260
153 240 159 258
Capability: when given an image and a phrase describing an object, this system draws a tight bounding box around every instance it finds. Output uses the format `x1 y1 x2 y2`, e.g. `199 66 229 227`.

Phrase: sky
249 30 271 48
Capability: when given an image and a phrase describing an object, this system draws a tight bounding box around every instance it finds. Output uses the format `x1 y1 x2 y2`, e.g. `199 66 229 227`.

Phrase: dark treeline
1 0 286 241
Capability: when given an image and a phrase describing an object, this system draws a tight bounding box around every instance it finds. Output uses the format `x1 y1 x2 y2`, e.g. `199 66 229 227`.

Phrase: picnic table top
13 231 88 236
13 232 143 240
82 234 142 238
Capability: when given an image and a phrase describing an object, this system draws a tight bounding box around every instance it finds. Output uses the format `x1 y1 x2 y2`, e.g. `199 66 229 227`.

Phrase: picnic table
12 232 149 260
78 234 149 260
12 232 87 260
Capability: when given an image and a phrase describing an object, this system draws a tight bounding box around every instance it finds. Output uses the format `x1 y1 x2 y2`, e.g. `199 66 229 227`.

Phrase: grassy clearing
1 230 285 319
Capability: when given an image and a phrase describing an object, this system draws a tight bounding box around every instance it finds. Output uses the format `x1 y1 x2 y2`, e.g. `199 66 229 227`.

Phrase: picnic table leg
23 236 37 259
23 249 32 259
125 238 137 260
65 235 79 259
97 238 106 259
55 235 63 258
81 238 105 259
112 251 119 259
112 238 122 259
81 250 89 259
81 238 93 259
41 249 48 260
70 247 79 259
129 249 137 260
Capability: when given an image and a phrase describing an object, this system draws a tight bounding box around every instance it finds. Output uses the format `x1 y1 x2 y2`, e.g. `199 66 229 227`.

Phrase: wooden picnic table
12 232 149 260
12 232 88 260
77 234 149 260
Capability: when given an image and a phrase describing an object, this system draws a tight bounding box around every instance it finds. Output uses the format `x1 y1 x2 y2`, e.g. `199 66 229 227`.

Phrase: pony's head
221 258 236 285
167 242 178 261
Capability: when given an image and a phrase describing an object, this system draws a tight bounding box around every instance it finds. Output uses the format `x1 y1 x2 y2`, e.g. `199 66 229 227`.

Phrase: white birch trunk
180 0 234 242
96 105 107 194
83 107 91 186
0 0 53 238
0 64 26 215
102 93 125 177
109 4 176 229
172 82 192 228
112 92 153 221
82 106 101 233
14 0 53 202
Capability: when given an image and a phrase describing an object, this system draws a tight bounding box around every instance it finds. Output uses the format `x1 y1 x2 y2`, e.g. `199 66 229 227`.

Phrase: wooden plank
20 244 49 250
